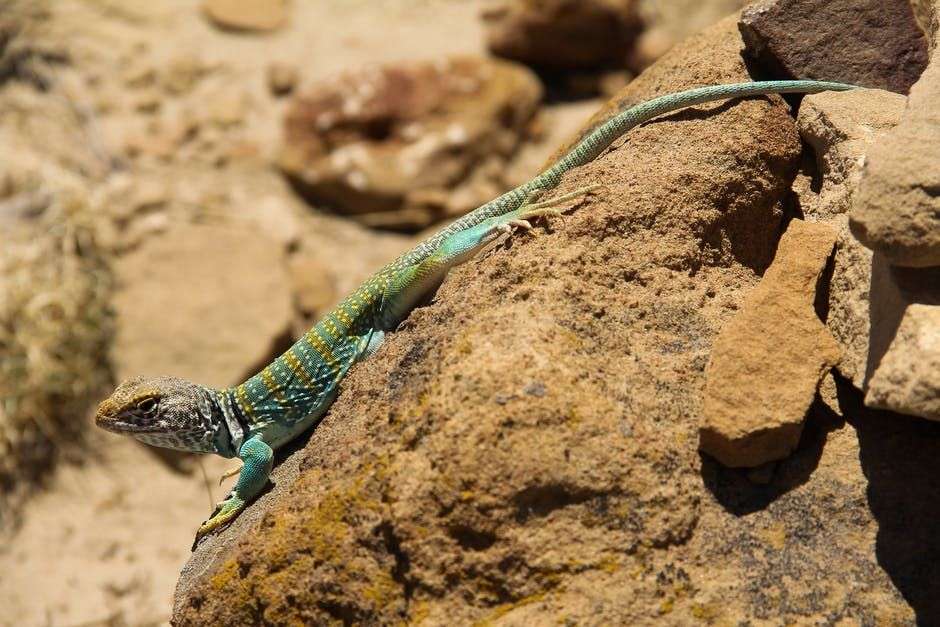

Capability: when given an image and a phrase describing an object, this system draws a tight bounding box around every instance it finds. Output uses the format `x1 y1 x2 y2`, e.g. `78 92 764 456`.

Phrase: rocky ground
1 0 938 626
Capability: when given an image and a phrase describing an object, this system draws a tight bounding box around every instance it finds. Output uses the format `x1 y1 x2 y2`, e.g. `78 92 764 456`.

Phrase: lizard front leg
193 436 272 549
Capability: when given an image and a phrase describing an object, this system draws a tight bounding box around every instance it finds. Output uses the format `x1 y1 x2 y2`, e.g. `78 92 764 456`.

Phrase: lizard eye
136 398 157 413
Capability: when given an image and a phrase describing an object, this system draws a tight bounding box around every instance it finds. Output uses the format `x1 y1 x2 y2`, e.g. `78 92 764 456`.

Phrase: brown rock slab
111 223 292 389
700 220 841 467
174 17 929 625
202 0 287 33
278 56 542 231
850 60 940 267
739 0 928 94
794 89 905 389
482 0 642 71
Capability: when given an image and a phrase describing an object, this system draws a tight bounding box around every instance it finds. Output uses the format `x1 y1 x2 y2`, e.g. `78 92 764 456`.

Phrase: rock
266 61 298 96
739 0 928 94
286 253 336 336
161 55 211 96
173 17 924 625
850 60 940 267
864 258 940 421
631 0 746 69
202 0 287 33
867 303 940 421
700 220 841 467
796 89 907 221
793 89 906 389
235 194 302 251
111 223 293 388
207 91 248 128
481 0 642 71
279 57 542 231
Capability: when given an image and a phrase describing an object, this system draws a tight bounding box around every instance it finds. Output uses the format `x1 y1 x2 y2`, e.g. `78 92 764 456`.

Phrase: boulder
173 17 927 625
279 57 542 231
700 220 840 467
739 0 928 94
482 0 642 71
111 223 293 389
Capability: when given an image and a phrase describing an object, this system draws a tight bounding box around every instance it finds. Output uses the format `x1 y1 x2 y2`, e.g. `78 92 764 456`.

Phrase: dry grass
0 180 114 527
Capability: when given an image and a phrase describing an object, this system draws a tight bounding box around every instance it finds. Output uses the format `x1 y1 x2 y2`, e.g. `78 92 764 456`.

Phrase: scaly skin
94 80 857 547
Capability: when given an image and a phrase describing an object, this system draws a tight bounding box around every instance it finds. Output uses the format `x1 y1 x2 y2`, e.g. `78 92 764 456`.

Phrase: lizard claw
191 494 246 551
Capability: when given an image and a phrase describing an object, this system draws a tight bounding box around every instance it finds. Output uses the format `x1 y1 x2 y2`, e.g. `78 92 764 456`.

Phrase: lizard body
95 80 856 545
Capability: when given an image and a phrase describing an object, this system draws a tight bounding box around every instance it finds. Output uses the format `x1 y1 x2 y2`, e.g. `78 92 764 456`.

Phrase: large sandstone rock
482 0 642 71
173 17 928 625
794 89 906 389
850 59 940 267
739 0 928 94
279 57 542 231
111 223 293 388
700 220 840 468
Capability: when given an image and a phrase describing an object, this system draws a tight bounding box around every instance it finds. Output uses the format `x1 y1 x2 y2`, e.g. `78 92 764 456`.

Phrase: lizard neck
212 387 250 457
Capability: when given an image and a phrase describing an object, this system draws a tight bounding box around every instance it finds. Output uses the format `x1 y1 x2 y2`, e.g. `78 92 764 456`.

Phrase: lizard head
95 376 223 452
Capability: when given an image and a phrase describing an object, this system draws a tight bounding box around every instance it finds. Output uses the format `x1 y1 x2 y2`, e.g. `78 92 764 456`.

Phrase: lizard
94 80 856 547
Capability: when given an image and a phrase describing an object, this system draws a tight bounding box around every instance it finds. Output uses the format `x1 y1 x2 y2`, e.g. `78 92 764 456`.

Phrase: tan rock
700 220 841 467
794 89 905 389
266 61 298 96
112 223 292 388
864 257 940 421
796 89 906 220
235 194 301 250
279 57 542 231
286 253 336 336
850 4 940 267
482 0 642 71
632 0 746 69
202 0 287 33
207 91 249 128
867 303 940 420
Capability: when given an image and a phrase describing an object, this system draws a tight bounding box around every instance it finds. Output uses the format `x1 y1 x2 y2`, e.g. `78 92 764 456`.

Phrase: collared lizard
95 80 856 548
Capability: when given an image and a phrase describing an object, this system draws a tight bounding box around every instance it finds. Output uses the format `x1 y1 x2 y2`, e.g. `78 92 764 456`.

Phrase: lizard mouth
95 413 164 434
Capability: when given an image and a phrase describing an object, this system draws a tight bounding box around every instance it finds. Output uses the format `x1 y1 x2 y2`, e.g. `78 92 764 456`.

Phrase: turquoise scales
93 80 857 546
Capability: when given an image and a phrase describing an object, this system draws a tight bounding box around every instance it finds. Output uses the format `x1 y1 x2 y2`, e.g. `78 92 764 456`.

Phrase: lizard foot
192 493 246 550
517 184 606 224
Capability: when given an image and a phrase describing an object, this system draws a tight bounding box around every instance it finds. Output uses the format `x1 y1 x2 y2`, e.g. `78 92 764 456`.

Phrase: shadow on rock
836 377 940 625
700 395 843 515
